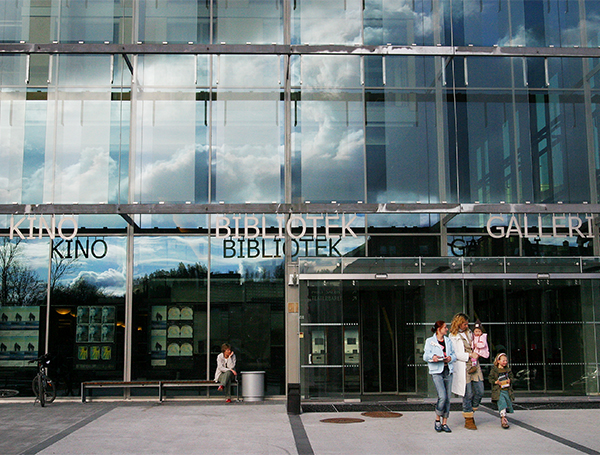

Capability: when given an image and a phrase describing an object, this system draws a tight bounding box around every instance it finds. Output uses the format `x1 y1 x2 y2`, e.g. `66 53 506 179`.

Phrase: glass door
360 286 398 394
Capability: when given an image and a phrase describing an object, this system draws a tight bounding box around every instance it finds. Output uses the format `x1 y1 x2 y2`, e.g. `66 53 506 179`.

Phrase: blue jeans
463 380 484 413
431 367 453 419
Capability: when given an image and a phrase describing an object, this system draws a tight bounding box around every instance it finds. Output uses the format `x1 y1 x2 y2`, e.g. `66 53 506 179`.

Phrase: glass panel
133 236 209 383
0 90 27 204
215 0 283 44
47 55 121 204
19 96 47 205
585 1 600 47
506 279 585 393
300 280 344 398
135 56 207 204
299 258 343 274
454 90 521 203
593 89 600 201
292 0 363 45
366 89 442 203
527 91 590 203
364 0 443 46
53 0 121 43
49 236 127 386
547 58 584 89
365 214 440 232
420 257 464 274
138 0 209 44
0 0 30 43
506 257 581 273
453 0 512 47
467 57 522 89
293 56 365 202
210 238 285 395
0 238 48 396
342 258 421 274
211 55 283 203
366 235 440 257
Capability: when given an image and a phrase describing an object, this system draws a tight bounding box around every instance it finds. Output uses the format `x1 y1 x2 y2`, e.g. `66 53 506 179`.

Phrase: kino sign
10 215 78 240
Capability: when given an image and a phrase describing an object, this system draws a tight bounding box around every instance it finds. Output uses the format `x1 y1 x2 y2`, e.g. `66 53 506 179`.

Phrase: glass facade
1 1 600 400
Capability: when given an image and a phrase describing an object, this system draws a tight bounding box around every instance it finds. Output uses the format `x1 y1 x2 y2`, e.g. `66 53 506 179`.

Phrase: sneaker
441 424 452 433
225 398 232 403
218 385 223 391
434 421 442 432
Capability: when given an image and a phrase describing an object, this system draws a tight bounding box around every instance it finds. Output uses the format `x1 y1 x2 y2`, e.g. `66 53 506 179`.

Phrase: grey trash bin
241 371 265 402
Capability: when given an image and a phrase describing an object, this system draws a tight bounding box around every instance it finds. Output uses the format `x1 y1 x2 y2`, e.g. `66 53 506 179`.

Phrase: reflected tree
50 254 79 292
0 238 45 306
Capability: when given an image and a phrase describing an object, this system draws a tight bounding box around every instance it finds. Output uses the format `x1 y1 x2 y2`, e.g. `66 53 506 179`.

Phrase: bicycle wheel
45 378 56 403
32 376 56 404
0 389 19 398
32 376 38 396
37 375 45 407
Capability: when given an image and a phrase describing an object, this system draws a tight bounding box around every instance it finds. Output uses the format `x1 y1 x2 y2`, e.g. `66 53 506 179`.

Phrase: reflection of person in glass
89 307 100 323
101 307 115 323
214 343 237 403
77 307 88 325
88 324 101 342
76 325 88 342
101 324 114 342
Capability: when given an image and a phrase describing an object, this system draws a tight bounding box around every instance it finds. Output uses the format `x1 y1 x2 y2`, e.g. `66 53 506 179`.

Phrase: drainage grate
301 404 337 413
333 404 389 413
320 417 365 424
361 411 403 418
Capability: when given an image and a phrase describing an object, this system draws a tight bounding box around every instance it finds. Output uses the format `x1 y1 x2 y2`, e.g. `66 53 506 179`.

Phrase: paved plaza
1 397 599 455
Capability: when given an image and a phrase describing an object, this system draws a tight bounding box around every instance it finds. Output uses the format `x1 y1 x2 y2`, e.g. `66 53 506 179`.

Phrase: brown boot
464 417 478 430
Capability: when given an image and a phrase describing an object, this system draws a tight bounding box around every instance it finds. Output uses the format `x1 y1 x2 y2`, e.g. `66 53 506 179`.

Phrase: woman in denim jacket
423 320 457 433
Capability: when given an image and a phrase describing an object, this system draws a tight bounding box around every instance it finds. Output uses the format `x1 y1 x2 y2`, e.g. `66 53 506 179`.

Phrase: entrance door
359 282 422 395
361 288 398 393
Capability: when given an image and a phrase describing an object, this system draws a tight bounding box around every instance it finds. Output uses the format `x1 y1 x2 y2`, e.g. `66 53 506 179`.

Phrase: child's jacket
472 333 489 358
488 365 515 402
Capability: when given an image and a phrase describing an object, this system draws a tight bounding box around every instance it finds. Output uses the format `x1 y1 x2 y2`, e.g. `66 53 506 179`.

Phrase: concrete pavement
1 398 599 455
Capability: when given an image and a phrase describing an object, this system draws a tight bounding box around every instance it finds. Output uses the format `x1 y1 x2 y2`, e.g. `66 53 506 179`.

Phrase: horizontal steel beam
299 273 600 280
1 43 599 58
1 203 599 216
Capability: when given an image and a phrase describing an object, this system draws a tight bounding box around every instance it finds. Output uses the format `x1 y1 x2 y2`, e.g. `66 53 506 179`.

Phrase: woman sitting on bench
214 343 237 402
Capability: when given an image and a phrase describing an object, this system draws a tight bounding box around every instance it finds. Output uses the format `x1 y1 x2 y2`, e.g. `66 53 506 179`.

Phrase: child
489 352 515 429
468 320 489 374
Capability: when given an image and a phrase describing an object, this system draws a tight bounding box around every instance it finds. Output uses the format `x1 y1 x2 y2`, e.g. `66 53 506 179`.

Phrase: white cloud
138 144 196 202
71 268 126 296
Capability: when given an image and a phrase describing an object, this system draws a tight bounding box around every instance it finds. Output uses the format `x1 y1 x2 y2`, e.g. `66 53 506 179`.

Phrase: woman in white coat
450 313 484 430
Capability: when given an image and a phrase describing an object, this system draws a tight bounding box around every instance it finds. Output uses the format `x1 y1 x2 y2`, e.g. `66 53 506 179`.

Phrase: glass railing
299 257 600 275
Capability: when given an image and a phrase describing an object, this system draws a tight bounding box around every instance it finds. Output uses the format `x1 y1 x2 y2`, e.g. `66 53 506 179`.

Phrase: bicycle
29 354 56 407
0 389 19 398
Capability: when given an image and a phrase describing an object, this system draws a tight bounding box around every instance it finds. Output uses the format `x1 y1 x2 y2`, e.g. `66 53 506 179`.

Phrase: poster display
75 305 115 369
0 306 40 366
150 305 194 366
150 306 167 366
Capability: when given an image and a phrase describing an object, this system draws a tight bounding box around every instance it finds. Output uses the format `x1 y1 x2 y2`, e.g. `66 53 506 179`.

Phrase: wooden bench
160 379 239 402
81 381 161 403
81 379 239 402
